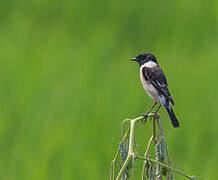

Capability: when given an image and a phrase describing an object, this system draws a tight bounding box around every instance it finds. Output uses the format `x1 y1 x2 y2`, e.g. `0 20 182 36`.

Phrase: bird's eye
138 55 143 59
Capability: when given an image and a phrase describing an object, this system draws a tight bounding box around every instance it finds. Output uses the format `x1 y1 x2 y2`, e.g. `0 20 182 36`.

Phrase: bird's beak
131 58 137 61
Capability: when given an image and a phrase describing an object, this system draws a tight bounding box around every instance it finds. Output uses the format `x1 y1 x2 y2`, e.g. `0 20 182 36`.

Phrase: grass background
0 0 218 179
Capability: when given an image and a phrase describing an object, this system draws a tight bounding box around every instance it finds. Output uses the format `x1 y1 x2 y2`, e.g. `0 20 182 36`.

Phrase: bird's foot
141 113 148 123
151 112 160 119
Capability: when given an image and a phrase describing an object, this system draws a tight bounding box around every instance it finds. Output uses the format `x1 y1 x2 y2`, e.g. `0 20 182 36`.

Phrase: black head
131 53 158 66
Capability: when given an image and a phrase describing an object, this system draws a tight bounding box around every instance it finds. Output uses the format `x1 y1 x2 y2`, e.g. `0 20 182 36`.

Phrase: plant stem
110 127 131 180
116 154 132 180
121 119 131 139
112 114 199 180
136 156 196 180
132 154 135 180
141 135 154 180
116 116 144 180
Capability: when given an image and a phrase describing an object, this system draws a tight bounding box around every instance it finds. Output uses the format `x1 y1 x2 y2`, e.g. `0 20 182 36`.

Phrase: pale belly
140 71 163 104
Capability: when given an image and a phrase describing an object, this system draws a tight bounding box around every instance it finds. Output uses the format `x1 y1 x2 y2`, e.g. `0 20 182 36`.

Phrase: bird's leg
154 105 161 114
142 102 157 122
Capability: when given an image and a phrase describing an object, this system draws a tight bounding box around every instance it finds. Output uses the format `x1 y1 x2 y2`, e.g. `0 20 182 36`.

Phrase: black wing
142 66 175 105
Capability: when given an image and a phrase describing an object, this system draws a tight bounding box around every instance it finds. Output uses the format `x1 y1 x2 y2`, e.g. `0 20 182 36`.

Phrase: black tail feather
165 106 179 128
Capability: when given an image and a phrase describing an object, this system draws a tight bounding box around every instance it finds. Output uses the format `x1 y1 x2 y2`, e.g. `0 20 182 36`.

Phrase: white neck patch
141 61 158 68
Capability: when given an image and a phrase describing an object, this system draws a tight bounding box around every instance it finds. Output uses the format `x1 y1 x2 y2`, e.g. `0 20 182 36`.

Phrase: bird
131 53 179 128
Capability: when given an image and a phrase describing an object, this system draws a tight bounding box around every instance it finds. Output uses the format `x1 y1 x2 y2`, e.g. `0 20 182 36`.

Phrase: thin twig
121 119 131 139
114 114 199 180
136 156 197 180
153 117 157 144
110 127 131 180
116 154 132 180
132 154 135 180
116 117 144 180
141 135 154 180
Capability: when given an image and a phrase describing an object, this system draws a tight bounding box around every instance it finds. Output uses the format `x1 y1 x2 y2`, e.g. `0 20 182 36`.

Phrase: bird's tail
165 105 179 128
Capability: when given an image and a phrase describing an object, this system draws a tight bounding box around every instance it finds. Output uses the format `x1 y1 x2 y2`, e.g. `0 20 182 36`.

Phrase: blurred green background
0 0 217 179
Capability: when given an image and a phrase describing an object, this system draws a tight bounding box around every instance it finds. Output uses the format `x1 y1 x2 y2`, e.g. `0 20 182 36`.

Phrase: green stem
112 114 199 180
116 154 132 180
141 135 154 180
132 154 135 180
136 156 197 180
116 116 144 180
110 127 131 180
121 119 131 139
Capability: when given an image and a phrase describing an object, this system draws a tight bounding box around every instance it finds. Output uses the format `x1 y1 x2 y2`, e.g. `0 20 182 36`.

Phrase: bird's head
131 53 158 66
